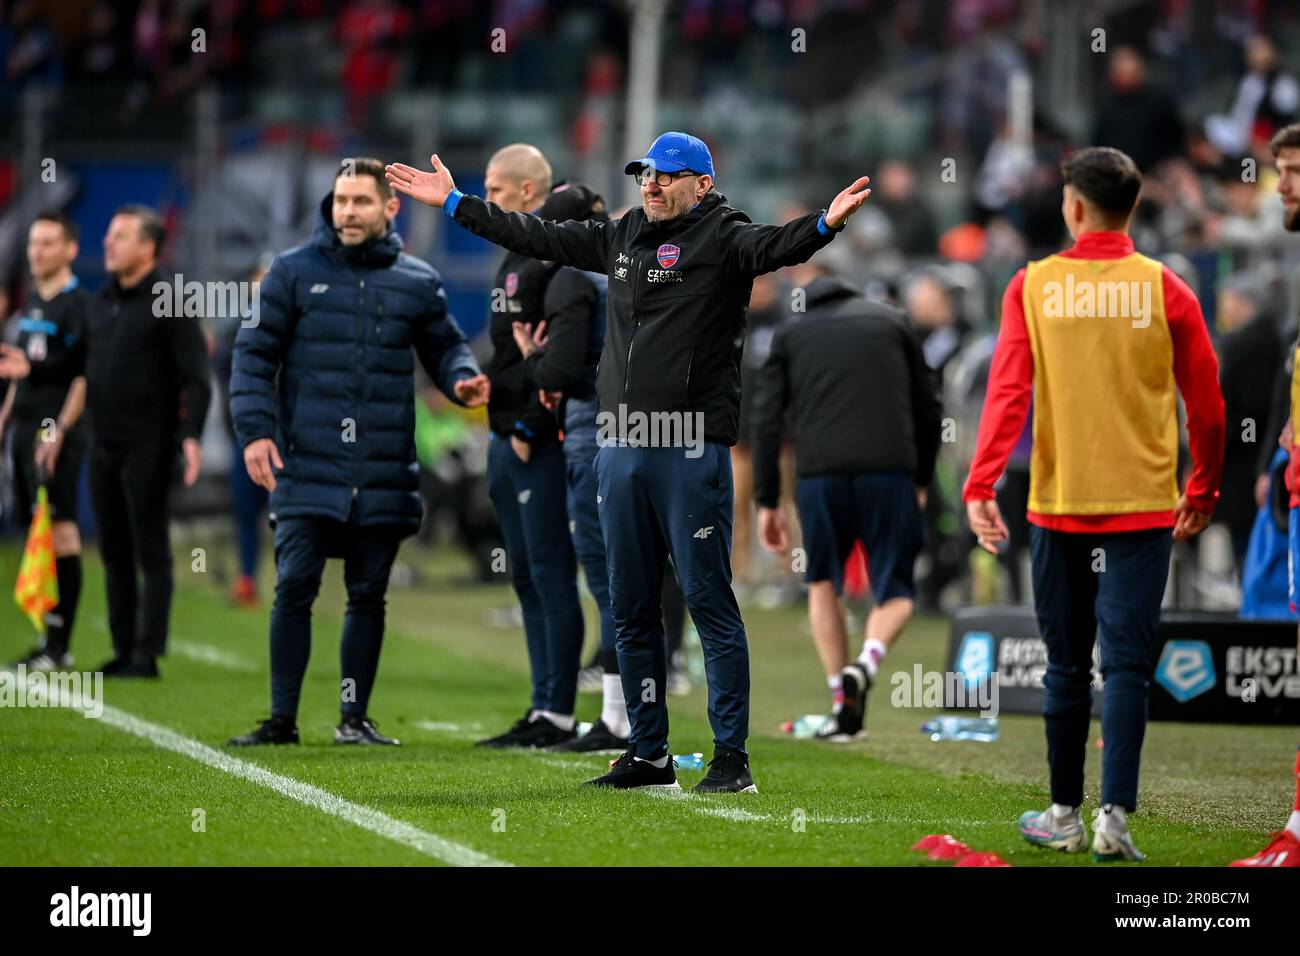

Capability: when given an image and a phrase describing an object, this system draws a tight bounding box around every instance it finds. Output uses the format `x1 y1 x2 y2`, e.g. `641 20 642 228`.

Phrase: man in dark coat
227 158 488 747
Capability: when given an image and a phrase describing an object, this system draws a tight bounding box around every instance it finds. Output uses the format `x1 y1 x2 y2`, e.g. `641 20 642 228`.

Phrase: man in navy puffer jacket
227 158 489 747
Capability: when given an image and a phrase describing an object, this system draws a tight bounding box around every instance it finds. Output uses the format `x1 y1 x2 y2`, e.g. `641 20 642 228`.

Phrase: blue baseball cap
624 132 715 179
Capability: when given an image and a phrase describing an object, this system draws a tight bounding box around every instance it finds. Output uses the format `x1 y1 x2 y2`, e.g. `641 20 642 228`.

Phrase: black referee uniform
7 276 90 658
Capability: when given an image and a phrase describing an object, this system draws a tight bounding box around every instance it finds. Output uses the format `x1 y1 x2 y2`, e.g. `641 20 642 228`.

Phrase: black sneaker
584 751 680 790
7 646 72 672
116 657 160 679
693 748 758 793
334 715 400 746
839 662 871 735
511 715 577 749
475 709 535 748
813 711 865 742
548 719 628 754
228 716 300 746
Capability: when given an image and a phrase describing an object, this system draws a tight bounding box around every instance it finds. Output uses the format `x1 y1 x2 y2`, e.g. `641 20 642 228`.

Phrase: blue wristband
444 189 464 218
816 213 841 237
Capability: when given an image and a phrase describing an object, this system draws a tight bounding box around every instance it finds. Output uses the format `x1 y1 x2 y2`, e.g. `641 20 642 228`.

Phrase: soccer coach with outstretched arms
387 133 871 792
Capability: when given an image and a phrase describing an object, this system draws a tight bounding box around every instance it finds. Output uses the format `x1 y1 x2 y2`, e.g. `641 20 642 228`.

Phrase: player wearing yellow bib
964 147 1225 862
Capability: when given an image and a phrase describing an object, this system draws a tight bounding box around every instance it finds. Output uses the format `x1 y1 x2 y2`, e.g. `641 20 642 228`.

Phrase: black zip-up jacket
750 275 942 507
485 251 559 446
450 189 837 445
524 267 606 403
86 269 212 451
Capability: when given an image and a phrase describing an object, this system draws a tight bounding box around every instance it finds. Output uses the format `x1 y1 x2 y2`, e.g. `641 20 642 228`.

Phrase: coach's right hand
385 154 456 209
966 499 1008 555
244 438 284 492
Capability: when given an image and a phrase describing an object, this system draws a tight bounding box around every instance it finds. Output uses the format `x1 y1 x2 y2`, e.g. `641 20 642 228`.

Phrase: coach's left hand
824 176 872 230
1172 494 1210 541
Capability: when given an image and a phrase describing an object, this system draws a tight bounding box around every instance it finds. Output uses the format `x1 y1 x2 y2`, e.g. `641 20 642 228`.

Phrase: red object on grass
926 836 972 860
910 834 950 852
954 851 1011 867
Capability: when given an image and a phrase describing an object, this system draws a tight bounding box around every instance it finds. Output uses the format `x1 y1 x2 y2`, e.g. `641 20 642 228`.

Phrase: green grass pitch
0 540 1292 867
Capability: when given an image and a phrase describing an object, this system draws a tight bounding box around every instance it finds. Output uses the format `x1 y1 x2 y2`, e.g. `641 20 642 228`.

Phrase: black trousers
89 440 176 663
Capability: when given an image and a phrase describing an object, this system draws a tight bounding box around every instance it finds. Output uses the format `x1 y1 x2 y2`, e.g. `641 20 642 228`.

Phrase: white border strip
77 697 510 867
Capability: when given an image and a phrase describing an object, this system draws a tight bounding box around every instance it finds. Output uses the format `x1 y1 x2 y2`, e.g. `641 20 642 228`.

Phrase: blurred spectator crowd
3 0 1300 612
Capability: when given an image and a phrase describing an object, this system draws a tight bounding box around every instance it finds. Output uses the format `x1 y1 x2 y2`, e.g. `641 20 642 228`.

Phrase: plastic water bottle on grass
674 753 704 770
920 716 999 742
780 714 830 739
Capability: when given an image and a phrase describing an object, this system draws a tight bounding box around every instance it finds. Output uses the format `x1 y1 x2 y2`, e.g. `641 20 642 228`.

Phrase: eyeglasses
634 168 698 188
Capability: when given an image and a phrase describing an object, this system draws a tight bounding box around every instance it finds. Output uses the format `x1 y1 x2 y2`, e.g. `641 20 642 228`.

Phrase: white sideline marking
59 693 509 867
641 790 993 829
412 720 485 737
170 641 256 672
529 755 590 772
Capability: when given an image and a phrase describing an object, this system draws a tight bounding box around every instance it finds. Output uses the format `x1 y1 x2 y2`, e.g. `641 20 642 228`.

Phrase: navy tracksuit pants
594 441 748 759
269 514 402 719
1029 525 1173 812
563 400 617 671
487 435 584 715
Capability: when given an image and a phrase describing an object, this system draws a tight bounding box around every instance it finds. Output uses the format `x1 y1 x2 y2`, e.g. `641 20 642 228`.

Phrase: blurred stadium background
3 0 1300 872
2 0 1299 626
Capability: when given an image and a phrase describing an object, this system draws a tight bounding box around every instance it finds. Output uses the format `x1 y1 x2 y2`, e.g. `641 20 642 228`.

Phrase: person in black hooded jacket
470 144 588 751
509 183 629 754
387 131 872 793
751 255 941 743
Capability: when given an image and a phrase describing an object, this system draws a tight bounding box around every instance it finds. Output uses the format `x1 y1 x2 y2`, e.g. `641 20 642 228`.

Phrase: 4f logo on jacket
693 526 714 540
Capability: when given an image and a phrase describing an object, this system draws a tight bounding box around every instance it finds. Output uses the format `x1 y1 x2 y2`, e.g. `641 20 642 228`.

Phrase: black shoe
584 751 680 790
693 748 758 793
511 715 578 749
839 662 871 736
98 657 130 675
548 719 628 754
117 657 160 679
475 709 537 748
7 646 72 672
228 716 300 746
334 715 400 746
812 711 865 742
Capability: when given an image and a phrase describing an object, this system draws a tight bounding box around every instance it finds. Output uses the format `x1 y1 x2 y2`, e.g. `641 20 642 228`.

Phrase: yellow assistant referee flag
14 486 59 633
